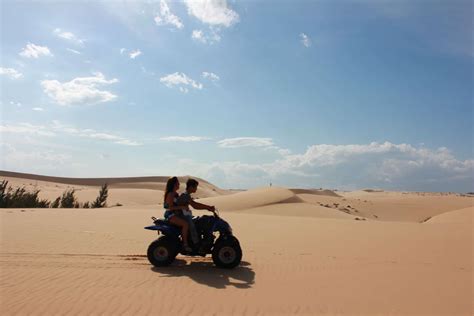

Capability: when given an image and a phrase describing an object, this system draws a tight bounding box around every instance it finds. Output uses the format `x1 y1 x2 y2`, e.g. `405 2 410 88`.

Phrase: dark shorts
164 210 183 220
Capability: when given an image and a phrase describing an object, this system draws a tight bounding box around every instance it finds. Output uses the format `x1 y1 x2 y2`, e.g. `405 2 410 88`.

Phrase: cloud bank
177 141 474 192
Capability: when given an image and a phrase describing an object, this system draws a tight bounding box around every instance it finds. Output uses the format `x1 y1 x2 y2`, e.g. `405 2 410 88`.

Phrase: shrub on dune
51 197 60 208
60 189 76 208
91 183 108 208
0 180 109 209
0 180 50 208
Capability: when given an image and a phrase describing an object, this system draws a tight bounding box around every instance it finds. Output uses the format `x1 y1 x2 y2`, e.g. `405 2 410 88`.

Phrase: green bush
60 189 76 208
0 180 8 207
0 180 108 209
0 180 50 208
51 197 61 208
92 183 108 208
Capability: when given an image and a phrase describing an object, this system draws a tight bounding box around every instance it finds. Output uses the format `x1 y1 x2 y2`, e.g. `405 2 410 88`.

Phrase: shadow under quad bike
144 210 242 269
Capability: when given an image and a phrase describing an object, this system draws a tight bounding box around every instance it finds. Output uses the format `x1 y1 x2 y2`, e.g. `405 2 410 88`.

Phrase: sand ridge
424 206 473 224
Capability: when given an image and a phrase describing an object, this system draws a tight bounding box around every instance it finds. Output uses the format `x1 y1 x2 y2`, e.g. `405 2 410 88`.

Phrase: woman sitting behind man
163 176 215 253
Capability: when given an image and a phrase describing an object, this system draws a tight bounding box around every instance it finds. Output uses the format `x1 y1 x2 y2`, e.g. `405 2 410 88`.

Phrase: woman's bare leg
169 216 190 246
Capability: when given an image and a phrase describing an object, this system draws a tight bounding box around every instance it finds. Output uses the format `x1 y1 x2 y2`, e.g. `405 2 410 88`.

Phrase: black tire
147 236 178 267
212 236 242 269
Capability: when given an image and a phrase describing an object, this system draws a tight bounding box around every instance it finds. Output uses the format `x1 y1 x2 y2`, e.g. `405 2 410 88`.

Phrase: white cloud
160 136 210 142
270 142 474 189
202 71 220 82
1 143 71 166
160 72 203 92
184 0 239 27
0 143 73 173
50 121 142 146
41 72 118 106
0 67 23 79
1 120 142 146
9 101 22 107
217 137 274 148
129 49 142 59
300 33 311 47
32 107 44 111
175 141 474 191
66 48 81 55
192 29 205 42
0 123 55 136
114 139 142 146
19 43 53 58
154 0 184 29
120 48 142 59
191 28 221 44
53 28 84 46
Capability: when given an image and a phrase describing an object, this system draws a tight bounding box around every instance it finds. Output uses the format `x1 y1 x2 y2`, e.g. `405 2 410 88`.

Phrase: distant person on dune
163 177 193 252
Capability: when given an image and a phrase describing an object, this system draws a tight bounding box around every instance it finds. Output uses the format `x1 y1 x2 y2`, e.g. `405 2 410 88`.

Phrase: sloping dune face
335 190 473 222
199 187 298 211
289 188 341 197
425 206 473 224
199 187 359 219
0 171 228 207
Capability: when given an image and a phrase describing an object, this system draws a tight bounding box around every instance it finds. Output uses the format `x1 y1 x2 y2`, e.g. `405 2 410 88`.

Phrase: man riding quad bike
144 209 242 268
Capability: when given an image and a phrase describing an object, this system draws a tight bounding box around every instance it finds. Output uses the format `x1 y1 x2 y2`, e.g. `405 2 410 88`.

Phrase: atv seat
153 218 168 226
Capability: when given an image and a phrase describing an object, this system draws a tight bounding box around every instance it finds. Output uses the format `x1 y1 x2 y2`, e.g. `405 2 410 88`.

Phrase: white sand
1 172 472 315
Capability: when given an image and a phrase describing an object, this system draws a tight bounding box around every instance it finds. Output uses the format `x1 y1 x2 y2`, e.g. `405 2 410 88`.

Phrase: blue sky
1 0 472 191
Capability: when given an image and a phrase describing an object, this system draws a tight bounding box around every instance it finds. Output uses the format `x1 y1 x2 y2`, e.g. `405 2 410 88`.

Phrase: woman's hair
164 176 179 202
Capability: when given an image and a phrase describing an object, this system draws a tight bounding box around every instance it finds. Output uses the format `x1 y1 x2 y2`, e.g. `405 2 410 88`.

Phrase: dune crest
289 188 341 197
424 206 473 224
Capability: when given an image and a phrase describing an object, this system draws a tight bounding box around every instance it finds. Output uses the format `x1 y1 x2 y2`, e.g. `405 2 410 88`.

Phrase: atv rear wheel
147 237 178 267
212 236 242 269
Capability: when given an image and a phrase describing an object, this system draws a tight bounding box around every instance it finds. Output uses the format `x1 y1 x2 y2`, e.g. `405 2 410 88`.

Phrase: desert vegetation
0 180 109 208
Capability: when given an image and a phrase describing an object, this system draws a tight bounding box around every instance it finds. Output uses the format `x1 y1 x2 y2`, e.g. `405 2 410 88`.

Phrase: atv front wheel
147 237 177 267
212 236 242 269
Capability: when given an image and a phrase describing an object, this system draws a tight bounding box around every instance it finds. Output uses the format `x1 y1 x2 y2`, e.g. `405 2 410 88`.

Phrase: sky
0 0 473 192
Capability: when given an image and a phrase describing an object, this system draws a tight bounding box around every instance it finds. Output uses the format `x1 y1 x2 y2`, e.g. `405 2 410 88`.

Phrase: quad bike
144 210 242 269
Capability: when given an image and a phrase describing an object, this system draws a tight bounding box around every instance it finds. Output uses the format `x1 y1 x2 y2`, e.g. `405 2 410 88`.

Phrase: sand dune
199 187 298 211
289 188 341 197
0 171 228 207
425 206 473 224
3 171 471 223
0 170 217 189
239 202 358 219
1 172 473 315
